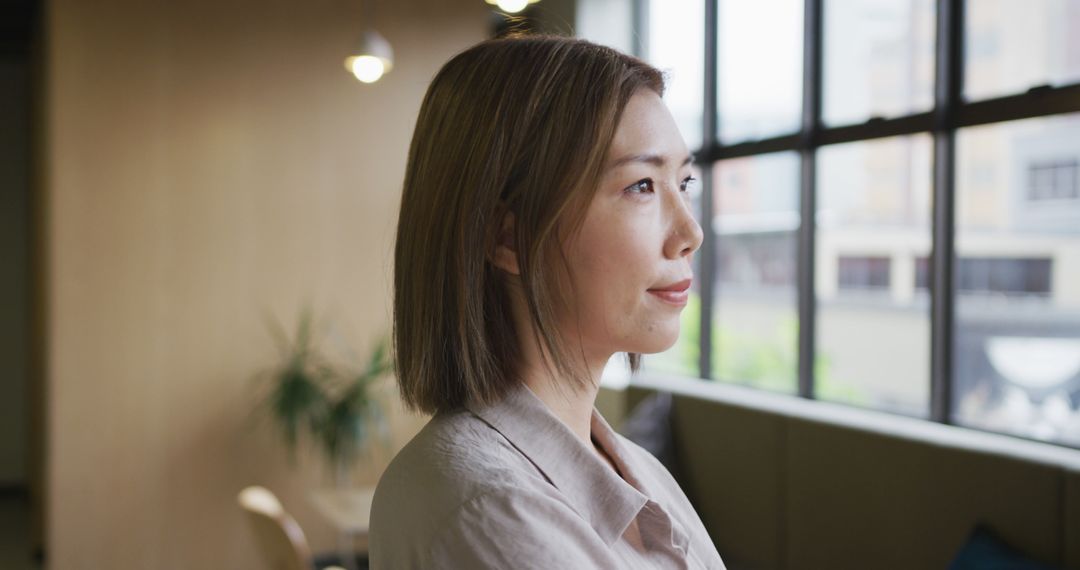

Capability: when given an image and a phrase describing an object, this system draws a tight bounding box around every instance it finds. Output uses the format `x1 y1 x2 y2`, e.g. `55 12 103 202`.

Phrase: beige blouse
369 382 727 569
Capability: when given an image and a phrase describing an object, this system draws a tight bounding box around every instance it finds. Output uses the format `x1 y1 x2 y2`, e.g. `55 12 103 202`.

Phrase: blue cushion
948 523 1061 570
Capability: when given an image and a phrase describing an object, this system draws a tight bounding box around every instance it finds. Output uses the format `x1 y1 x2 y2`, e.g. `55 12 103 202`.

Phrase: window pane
712 152 800 394
576 0 634 55
718 0 803 143
646 0 704 149
645 166 704 378
955 114 1080 448
965 0 1080 101
822 0 935 126
816 135 933 416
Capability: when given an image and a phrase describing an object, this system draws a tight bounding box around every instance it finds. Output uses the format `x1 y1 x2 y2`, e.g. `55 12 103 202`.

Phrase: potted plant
257 309 391 485
316 339 391 485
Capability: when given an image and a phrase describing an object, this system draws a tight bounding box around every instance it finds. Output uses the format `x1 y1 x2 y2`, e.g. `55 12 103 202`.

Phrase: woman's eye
625 179 654 194
680 176 698 193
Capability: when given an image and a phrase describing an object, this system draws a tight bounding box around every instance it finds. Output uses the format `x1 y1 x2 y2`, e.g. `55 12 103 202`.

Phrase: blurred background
1 0 1078 569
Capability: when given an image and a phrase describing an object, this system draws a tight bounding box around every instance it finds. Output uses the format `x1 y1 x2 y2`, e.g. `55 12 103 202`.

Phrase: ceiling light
485 0 540 14
345 28 393 84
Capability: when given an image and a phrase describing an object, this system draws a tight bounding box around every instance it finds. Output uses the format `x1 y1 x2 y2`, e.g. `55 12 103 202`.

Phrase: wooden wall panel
44 1 486 567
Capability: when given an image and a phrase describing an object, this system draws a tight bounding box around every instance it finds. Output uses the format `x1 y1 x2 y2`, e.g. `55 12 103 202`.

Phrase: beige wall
44 0 486 567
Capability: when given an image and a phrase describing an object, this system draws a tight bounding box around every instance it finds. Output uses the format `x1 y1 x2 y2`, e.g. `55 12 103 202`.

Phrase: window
713 153 800 394
964 0 1080 101
592 0 1080 449
956 258 1053 296
837 256 891 291
917 256 1054 297
822 0 935 126
955 115 1080 445
816 134 932 416
718 0 803 142
1027 159 1079 201
646 0 704 148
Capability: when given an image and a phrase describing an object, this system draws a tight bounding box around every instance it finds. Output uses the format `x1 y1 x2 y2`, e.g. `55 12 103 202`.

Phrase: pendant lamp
345 2 393 83
485 0 541 14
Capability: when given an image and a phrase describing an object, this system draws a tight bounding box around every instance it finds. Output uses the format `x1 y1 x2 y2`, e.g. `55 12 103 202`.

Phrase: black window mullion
930 0 963 424
703 80 1080 163
711 134 802 161
797 0 823 400
955 83 1080 127
699 0 718 380
818 113 936 146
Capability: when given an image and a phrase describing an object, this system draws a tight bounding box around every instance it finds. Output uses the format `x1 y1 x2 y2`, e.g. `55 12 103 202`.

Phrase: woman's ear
490 209 520 276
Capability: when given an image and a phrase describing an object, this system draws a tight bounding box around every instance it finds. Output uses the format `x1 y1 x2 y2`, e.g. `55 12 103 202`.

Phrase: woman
371 35 726 569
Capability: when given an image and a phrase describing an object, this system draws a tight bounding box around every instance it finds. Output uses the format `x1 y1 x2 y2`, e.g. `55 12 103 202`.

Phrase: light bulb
496 0 528 13
349 55 385 83
344 29 393 84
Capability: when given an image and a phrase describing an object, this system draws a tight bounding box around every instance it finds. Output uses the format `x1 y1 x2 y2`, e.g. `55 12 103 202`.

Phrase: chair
237 486 346 570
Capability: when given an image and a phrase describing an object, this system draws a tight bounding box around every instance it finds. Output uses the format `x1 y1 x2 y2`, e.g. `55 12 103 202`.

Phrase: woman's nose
664 191 704 260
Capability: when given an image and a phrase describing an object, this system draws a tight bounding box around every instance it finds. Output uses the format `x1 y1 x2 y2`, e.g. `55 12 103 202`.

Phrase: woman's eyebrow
607 152 694 170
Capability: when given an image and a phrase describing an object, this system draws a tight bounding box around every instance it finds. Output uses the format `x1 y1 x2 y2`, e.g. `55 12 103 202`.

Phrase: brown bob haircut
393 35 665 415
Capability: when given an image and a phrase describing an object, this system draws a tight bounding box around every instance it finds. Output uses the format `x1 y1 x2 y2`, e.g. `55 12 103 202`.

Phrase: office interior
1 0 1078 568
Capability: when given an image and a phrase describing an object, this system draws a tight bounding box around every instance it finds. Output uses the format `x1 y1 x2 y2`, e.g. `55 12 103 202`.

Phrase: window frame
637 0 1080 442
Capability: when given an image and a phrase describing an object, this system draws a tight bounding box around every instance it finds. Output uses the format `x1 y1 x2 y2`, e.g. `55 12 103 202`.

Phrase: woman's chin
627 327 681 355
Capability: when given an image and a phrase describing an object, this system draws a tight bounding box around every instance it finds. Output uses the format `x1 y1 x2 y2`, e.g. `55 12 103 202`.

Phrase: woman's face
560 89 703 362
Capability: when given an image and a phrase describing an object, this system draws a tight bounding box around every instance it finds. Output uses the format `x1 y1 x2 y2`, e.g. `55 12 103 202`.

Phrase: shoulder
370 409 561 565
374 474 615 569
421 486 616 569
373 408 541 513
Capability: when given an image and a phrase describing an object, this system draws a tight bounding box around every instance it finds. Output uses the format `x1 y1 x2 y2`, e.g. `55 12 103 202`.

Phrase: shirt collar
465 382 649 546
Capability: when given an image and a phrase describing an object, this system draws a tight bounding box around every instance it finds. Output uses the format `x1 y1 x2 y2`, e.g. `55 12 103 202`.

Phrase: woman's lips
647 278 692 306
